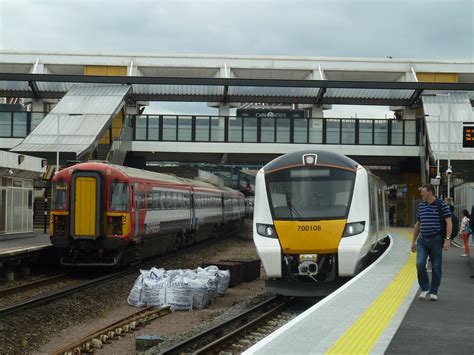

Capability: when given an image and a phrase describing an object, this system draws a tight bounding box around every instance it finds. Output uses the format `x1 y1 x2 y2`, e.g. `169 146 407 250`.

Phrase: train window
139 190 146 209
153 191 160 210
110 183 129 211
266 167 355 220
52 181 67 210
147 191 153 209
177 193 183 209
290 169 330 178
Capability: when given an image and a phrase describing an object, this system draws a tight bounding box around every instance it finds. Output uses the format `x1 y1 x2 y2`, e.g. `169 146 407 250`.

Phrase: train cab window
266 167 355 220
52 181 67 210
110 182 130 211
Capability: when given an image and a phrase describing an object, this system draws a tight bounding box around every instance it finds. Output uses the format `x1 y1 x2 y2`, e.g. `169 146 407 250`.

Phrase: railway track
0 273 68 298
52 306 172 355
160 296 306 354
0 237 230 319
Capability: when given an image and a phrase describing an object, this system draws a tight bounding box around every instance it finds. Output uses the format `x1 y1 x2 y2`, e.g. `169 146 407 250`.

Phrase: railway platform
245 228 474 354
0 232 52 279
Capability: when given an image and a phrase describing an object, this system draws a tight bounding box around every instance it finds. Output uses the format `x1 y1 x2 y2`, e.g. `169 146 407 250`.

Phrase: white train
253 150 388 296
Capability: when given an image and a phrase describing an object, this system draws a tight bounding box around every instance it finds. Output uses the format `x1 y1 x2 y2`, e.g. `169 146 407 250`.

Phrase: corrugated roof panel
229 86 318 97
0 80 30 91
36 81 75 92
12 84 131 158
326 88 413 99
132 84 223 96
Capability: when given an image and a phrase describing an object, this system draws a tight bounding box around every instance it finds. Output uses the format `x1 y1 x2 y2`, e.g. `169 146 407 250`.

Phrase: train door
71 172 101 238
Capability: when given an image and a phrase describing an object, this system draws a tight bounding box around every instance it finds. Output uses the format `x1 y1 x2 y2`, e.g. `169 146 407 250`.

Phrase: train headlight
256 223 277 238
343 221 365 237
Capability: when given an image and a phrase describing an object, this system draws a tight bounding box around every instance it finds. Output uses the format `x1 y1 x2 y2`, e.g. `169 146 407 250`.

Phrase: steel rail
161 296 285 354
0 273 68 297
52 306 172 355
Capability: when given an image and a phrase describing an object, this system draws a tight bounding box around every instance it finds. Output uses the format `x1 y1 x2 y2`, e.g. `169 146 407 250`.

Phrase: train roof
263 150 359 174
54 162 230 193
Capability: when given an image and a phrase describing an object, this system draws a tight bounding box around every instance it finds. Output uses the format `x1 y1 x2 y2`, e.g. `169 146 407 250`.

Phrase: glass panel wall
178 116 192 141
196 117 210 141
0 112 11 137
359 120 373 144
309 119 323 143
211 116 224 141
129 114 419 146
276 118 290 143
326 119 340 144
293 118 308 143
261 117 275 142
243 117 257 142
341 119 356 144
374 120 388 145
163 116 177 141
148 117 159 141
391 120 403 145
12 112 27 137
228 117 242 142
405 120 417 145
135 115 147 140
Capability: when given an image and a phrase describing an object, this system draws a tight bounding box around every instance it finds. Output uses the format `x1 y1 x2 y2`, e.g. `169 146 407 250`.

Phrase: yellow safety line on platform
327 230 416 354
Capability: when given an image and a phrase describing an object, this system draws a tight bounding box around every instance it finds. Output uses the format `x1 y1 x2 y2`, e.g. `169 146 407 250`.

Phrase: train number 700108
297 225 322 232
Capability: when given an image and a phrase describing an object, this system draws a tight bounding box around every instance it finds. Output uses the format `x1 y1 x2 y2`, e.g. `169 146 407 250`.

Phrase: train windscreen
265 167 355 220
52 181 67 210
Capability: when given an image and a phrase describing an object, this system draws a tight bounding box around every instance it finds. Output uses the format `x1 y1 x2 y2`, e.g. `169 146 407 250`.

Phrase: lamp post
424 113 441 196
446 94 452 200
56 114 60 174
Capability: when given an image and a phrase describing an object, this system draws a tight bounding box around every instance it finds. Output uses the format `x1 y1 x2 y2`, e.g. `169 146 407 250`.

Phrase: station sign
236 109 305 119
463 126 474 148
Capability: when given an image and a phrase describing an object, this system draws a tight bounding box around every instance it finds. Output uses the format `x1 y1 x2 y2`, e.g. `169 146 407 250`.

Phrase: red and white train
50 162 245 266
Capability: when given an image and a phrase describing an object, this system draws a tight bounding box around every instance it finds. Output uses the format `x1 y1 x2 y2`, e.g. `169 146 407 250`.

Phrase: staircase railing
106 119 133 166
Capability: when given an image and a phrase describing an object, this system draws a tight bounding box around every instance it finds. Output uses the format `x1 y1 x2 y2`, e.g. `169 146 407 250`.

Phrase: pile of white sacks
127 265 231 311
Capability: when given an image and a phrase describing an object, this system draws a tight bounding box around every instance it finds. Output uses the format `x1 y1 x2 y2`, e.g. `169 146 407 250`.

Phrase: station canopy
0 73 473 106
422 91 474 161
11 83 131 159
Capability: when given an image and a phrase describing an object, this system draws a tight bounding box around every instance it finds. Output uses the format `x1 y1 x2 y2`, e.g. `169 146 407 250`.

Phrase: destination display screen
463 126 474 148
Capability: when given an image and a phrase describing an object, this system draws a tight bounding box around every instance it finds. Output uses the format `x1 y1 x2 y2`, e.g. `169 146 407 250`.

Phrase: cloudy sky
0 0 472 116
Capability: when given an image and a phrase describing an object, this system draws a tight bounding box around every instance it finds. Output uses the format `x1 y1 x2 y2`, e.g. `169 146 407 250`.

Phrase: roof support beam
222 85 229 104
408 89 424 108
314 87 326 105
28 80 40 98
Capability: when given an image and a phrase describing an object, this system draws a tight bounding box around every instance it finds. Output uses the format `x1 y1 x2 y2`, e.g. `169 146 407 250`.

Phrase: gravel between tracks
1 222 269 354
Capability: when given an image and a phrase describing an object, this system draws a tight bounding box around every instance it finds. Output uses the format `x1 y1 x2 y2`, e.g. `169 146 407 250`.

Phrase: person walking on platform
459 209 471 257
411 184 452 301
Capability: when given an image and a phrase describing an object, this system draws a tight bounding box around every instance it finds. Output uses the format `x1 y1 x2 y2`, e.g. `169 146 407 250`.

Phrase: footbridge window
130 114 419 146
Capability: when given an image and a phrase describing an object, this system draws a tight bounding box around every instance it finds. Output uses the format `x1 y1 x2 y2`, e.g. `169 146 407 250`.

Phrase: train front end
50 163 132 267
253 151 369 295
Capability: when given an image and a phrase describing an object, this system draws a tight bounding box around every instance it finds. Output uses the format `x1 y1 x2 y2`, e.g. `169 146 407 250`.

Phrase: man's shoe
460 254 469 257
418 291 429 300
429 294 438 301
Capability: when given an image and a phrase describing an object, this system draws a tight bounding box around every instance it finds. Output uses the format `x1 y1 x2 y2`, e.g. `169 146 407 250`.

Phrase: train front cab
50 167 132 266
253 158 373 289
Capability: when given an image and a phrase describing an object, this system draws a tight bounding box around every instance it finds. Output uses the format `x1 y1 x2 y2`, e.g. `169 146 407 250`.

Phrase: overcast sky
0 0 472 116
